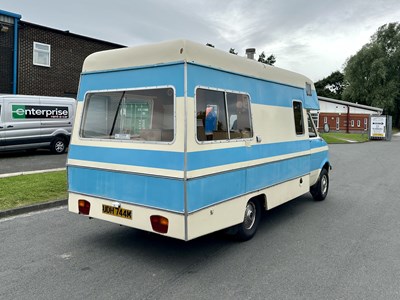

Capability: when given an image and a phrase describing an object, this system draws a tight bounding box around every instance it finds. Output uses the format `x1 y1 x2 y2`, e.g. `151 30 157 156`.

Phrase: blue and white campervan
68 40 330 241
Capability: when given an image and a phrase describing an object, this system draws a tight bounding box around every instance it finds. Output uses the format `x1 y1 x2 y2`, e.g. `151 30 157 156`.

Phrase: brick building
0 10 124 97
314 96 383 133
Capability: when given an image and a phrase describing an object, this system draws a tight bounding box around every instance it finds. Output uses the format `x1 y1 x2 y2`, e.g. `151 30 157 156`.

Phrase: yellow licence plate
102 204 132 220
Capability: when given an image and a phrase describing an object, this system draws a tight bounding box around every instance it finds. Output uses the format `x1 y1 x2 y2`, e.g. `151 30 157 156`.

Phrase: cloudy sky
2 0 400 81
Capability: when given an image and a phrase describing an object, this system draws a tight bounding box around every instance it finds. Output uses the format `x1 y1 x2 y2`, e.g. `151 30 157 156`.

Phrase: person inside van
205 104 217 140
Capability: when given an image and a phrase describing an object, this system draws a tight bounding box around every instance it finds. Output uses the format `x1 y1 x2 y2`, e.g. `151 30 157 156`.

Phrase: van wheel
236 199 261 241
311 168 329 201
51 137 66 154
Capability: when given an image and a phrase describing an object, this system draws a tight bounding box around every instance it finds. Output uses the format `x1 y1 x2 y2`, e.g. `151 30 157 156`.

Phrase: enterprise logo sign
12 105 69 119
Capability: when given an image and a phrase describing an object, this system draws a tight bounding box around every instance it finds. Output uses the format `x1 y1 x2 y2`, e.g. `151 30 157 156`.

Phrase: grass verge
319 132 369 144
0 171 67 211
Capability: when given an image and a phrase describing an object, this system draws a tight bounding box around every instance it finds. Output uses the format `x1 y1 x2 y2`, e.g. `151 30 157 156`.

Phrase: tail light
150 215 169 234
78 200 91 215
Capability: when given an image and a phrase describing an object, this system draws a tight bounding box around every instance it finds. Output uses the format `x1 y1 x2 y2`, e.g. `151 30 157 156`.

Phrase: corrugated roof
318 96 383 112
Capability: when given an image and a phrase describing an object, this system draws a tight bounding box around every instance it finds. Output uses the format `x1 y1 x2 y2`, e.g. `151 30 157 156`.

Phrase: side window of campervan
80 87 174 142
196 88 253 141
293 101 305 135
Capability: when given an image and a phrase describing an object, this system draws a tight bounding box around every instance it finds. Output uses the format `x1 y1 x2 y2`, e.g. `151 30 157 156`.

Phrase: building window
196 88 253 141
351 120 354 127
33 42 51 67
364 118 368 130
323 116 327 124
310 112 319 128
336 117 340 130
293 101 304 135
307 113 317 138
357 120 361 127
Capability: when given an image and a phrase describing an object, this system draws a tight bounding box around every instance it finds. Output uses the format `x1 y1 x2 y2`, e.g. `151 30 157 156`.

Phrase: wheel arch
248 193 267 211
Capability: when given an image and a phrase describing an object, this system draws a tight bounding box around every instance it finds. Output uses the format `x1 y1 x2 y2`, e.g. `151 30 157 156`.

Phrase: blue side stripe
68 167 185 212
68 140 313 172
311 150 329 171
68 154 311 213
77 62 319 110
77 64 185 101
187 155 310 211
68 144 185 171
187 64 311 108
310 138 329 170
69 140 311 172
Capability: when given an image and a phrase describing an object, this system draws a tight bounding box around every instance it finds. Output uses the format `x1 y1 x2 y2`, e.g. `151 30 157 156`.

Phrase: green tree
343 22 400 126
315 71 345 99
258 51 276 66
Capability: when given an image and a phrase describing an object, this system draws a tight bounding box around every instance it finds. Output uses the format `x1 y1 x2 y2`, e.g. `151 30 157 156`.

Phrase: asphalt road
1 137 400 300
0 150 67 174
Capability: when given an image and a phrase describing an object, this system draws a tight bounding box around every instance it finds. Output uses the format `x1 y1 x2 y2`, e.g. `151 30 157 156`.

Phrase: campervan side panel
186 154 309 212
186 175 310 240
183 65 316 213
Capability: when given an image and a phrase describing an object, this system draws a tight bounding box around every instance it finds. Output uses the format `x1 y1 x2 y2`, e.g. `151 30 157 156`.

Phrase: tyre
236 199 262 241
311 168 329 201
50 137 66 154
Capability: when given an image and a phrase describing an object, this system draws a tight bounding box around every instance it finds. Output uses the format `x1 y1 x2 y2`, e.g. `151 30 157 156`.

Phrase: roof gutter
13 16 20 94
0 10 22 94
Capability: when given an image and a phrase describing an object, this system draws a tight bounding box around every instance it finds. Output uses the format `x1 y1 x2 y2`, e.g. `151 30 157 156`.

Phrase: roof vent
246 48 256 60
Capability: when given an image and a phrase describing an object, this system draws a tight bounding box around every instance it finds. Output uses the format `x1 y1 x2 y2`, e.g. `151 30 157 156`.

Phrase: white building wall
319 100 380 115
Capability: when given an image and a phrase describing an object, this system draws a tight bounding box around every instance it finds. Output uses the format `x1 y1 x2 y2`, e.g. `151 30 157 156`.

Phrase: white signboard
370 116 386 138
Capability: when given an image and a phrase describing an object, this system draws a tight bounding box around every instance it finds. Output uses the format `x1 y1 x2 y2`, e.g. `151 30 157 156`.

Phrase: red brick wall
319 113 369 132
17 22 124 97
0 20 15 94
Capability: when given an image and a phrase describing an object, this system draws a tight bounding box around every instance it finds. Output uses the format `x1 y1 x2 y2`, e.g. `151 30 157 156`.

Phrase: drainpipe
12 16 20 94
0 10 21 94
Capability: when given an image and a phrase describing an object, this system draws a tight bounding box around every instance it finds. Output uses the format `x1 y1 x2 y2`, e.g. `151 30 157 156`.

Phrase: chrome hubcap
321 175 328 195
243 202 256 230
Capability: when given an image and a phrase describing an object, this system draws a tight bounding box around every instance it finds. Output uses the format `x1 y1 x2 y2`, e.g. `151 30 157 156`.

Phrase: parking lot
0 150 67 175
1 137 400 299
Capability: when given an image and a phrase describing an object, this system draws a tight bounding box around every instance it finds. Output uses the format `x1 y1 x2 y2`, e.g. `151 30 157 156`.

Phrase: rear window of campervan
80 87 174 143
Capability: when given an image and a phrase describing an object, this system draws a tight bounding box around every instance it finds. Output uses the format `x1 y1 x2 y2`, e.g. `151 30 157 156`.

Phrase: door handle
7 125 14 128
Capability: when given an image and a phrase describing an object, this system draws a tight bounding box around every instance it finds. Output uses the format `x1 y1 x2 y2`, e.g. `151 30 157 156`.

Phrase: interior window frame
79 86 176 144
292 100 305 136
195 86 253 144
307 112 318 138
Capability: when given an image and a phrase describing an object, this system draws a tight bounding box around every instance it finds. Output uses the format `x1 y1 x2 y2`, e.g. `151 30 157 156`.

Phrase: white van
68 40 330 241
0 94 76 154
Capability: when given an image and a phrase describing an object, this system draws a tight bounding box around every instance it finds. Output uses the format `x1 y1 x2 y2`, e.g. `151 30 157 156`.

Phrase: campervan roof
82 39 315 90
